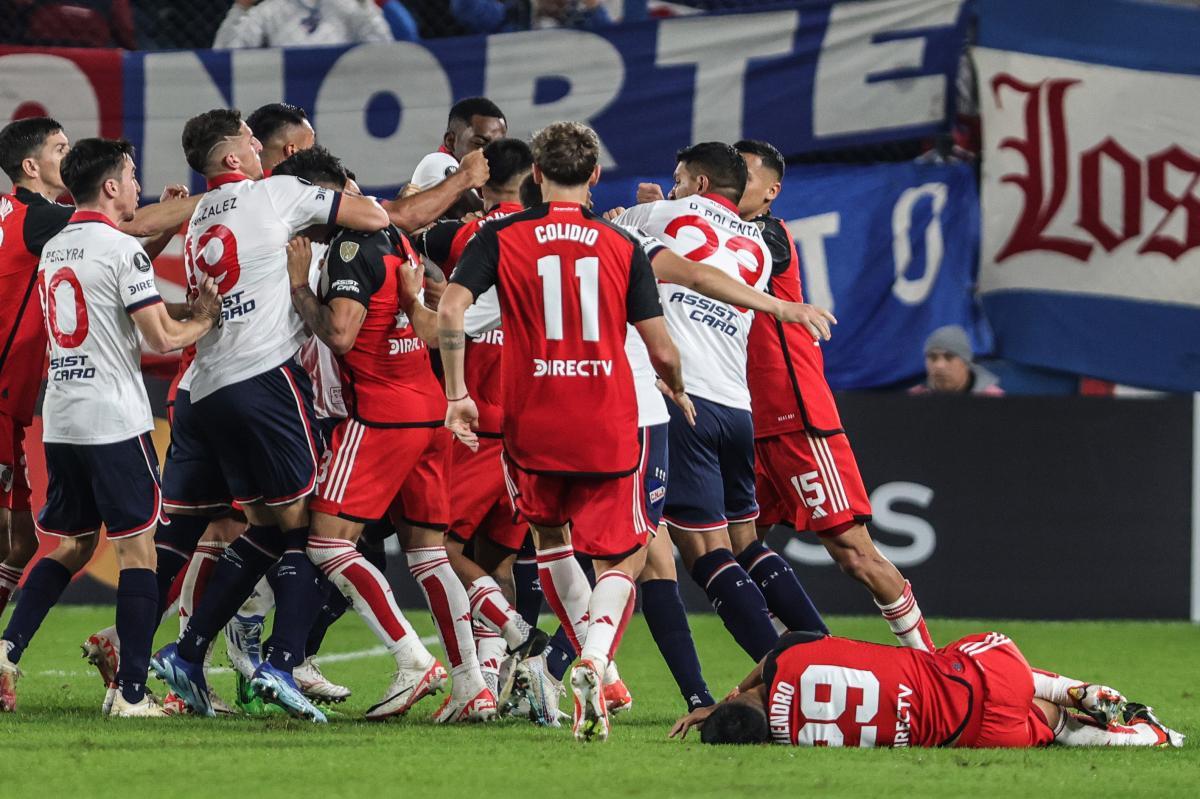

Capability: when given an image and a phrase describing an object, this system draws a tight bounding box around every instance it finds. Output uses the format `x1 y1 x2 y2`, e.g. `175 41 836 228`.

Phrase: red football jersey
764 634 972 748
450 202 662 476
322 225 444 427
419 202 524 437
0 188 73 423
746 215 843 438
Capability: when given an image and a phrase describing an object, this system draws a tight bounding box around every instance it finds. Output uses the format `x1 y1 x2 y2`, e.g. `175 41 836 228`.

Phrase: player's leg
640 527 714 710
1041 698 1185 747
0 418 36 619
664 398 778 661
512 535 543 627
795 433 932 650
108 529 164 717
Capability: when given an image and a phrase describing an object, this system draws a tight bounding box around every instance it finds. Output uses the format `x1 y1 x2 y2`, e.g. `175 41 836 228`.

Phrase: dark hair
530 122 599 187
182 108 243 175
271 145 347 187
700 703 770 745
60 138 135 204
734 139 785 180
246 103 309 146
519 173 542 209
0 117 64 183
449 97 505 128
483 138 533 190
676 142 748 203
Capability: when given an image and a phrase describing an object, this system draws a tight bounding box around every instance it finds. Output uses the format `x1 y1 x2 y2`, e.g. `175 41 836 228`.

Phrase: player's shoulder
330 224 394 263
411 151 459 190
476 204 550 235
581 206 641 248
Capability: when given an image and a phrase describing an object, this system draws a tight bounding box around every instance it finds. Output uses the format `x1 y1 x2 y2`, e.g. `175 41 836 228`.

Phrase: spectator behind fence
451 0 612 34
2 0 135 48
909 325 1004 396
214 0 401 48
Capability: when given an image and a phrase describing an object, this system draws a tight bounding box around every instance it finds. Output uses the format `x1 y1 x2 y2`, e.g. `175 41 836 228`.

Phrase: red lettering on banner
992 73 1200 262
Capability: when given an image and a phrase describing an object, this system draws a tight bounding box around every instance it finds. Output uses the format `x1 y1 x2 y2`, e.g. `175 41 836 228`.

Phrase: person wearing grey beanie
911 325 1003 395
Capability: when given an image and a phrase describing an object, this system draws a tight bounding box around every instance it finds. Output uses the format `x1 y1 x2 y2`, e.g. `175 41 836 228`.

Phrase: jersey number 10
537 255 600 342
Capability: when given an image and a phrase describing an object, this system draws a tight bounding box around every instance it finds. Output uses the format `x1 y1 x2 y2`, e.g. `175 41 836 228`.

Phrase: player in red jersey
281 147 494 723
439 121 691 741
670 630 1184 749
415 138 551 701
0 118 196 627
733 139 934 651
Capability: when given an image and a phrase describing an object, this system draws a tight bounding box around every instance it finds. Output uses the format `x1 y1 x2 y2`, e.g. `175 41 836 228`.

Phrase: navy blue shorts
37 433 164 539
662 395 758 531
641 423 669 529
192 358 321 506
162 388 233 512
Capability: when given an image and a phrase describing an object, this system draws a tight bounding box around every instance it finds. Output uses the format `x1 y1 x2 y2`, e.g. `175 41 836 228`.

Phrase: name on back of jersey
196 196 238 223
43 246 84 263
667 290 740 337
534 222 598 246
49 353 94 382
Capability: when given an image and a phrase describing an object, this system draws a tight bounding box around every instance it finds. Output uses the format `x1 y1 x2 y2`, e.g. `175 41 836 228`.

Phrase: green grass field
1 607 1197 797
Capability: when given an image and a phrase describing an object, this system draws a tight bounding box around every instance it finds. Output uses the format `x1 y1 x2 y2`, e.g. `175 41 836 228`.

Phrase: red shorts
447 436 527 552
311 420 448 529
0 412 32 512
502 448 654 560
755 431 871 534
943 633 1056 748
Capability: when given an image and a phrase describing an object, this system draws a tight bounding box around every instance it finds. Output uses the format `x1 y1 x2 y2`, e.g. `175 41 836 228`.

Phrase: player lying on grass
669 630 1184 748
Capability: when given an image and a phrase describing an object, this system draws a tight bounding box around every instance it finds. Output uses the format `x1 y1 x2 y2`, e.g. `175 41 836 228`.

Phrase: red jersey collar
488 201 525 217
207 172 252 190
68 210 118 229
437 144 455 158
701 192 740 214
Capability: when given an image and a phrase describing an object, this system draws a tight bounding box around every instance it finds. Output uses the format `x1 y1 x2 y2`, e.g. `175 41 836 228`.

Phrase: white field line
39 635 440 678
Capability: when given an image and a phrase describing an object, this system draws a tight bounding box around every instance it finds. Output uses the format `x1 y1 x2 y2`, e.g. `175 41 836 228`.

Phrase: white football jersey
38 214 158 445
304 242 345 419
184 174 338 401
616 195 770 411
410 151 459 191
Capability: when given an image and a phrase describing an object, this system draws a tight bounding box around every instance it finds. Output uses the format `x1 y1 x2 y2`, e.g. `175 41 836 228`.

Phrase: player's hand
604 206 626 222
668 704 717 740
159 183 189 202
445 397 480 451
398 255 424 311
459 210 485 224
656 379 696 427
637 183 665 204
776 302 837 341
458 149 489 189
400 182 423 199
192 276 222 324
286 236 312 290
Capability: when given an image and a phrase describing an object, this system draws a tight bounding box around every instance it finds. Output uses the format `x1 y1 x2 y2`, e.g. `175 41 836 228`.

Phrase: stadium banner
39 393 1199 622
0 0 969 199
594 160 986 389
975 0 1200 391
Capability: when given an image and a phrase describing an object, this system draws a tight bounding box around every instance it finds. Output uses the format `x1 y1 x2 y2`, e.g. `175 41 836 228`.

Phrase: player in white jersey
614 143 784 665
150 109 389 723
0 139 220 717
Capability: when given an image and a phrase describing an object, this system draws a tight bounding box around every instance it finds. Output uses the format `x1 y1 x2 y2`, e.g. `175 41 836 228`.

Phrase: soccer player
670 630 1184 749
733 139 933 650
0 118 197 625
0 138 220 716
280 147 493 723
408 97 507 217
438 120 690 741
245 103 315 175
414 138 551 701
150 108 389 722
614 143 782 664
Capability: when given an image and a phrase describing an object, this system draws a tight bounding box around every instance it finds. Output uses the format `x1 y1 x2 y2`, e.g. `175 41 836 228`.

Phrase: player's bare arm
669 653 771 740
120 187 200 239
334 192 390 232
634 316 696 426
422 260 447 312
137 184 192 260
132 275 221 353
437 283 480 451
648 247 837 341
285 235 366 354
382 149 490 232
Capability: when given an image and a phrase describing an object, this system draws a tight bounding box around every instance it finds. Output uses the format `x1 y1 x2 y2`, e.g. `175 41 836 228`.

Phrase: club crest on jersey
339 241 360 262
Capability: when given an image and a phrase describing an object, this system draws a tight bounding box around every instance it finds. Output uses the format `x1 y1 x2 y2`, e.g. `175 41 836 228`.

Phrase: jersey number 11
538 255 599 342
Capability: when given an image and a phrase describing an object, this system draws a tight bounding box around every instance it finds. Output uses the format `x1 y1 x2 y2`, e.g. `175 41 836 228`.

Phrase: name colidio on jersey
668 291 740 337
